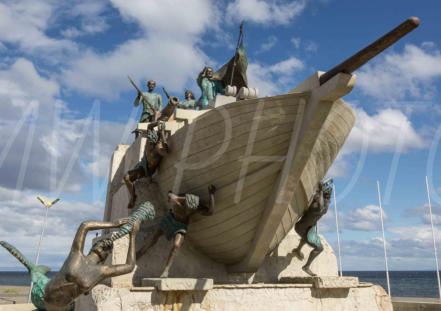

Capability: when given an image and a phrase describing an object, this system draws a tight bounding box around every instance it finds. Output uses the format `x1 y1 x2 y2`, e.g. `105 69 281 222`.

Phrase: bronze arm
71 219 129 253
102 220 140 278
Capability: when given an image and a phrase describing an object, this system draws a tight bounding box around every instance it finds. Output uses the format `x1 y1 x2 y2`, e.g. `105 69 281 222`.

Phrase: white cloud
0 0 77 57
61 0 222 98
0 58 133 193
0 186 104 269
226 0 306 25
291 37 301 49
357 43 441 101
256 36 278 54
404 204 441 225
342 108 426 153
328 107 426 177
343 107 426 154
304 41 317 53
62 38 208 98
330 224 441 270
342 205 388 231
60 1 109 38
248 57 304 96
111 0 219 37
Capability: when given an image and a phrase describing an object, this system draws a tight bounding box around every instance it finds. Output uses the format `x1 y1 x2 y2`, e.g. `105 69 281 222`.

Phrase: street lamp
27 196 60 303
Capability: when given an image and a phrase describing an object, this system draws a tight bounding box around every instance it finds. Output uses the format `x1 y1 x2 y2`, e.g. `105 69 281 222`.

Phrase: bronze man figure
43 202 155 311
0 203 155 310
137 185 216 278
291 178 333 276
124 121 169 209
133 80 163 122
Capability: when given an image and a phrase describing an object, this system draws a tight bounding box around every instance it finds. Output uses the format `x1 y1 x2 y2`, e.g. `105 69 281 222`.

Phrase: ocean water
344 271 440 298
0 271 440 298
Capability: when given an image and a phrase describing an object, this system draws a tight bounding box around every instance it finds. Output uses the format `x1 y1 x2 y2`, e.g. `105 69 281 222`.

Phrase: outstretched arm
102 220 140 277
71 219 129 253
199 185 216 216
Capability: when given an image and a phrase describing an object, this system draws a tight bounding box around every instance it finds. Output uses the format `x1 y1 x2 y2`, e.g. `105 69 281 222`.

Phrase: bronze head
147 80 156 92
206 67 214 79
185 90 195 100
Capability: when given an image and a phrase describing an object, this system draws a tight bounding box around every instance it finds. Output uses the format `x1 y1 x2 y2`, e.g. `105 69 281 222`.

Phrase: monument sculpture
178 90 197 109
131 79 163 122
0 202 155 310
137 185 216 278
124 122 169 209
0 18 419 311
196 66 225 109
82 18 420 311
292 178 333 276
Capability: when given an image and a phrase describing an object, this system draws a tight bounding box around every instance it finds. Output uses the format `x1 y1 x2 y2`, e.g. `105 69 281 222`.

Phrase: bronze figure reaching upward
291 179 333 277
43 202 155 311
137 185 216 278
124 121 170 209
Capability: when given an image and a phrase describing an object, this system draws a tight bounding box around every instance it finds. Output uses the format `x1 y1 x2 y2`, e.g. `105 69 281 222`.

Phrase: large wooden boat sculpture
104 17 419 273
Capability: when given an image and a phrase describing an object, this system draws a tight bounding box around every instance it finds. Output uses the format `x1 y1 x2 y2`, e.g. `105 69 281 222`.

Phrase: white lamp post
27 196 60 303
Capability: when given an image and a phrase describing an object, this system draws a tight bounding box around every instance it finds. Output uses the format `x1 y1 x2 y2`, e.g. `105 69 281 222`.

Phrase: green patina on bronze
133 80 163 122
98 202 156 249
178 90 197 110
0 241 73 311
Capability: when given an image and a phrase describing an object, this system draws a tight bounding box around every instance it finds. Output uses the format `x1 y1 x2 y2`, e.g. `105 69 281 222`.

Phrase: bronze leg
292 239 306 261
124 168 144 209
302 244 323 277
160 233 184 278
136 229 163 260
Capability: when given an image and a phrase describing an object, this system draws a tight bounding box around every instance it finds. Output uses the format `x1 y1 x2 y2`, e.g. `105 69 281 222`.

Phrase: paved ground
0 286 29 305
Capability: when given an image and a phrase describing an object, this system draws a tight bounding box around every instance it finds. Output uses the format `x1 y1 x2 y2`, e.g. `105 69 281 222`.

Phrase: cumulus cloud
62 38 208 98
344 107 426 154
61 0 222 98
247 57 304 96
320 205 388 232
112 0 219 37
357 43 441 101
0 186 104 269
256 36 278 54
404 204 441 225
341 205 388 231
60 1 109 38
226 0 307 25
0 58 133 193
291 37 301 49
332 224 441 270
328 107 426 177
0 0 77 58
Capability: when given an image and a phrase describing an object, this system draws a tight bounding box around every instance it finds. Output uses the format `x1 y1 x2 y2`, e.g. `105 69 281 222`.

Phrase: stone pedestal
279 276 359 288
75 282 392 311
142 278 214 291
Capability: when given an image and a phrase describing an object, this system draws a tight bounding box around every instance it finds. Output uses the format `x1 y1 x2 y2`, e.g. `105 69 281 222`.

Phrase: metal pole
425 176 441 301
28 202 49 303
333 184 343 277
377 180 391 296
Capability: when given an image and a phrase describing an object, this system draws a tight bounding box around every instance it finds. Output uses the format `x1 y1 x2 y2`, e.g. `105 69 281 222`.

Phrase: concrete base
279 276 359 288
0 304 36 311
75 282 393 311
141 278 213 291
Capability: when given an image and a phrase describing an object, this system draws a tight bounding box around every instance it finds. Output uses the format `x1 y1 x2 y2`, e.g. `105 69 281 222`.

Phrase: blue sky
0 0 440 272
